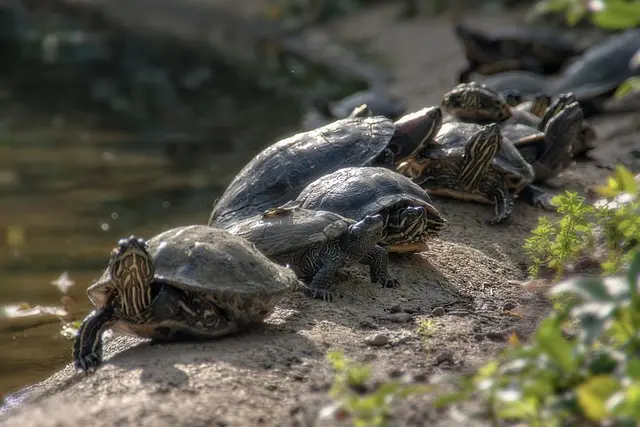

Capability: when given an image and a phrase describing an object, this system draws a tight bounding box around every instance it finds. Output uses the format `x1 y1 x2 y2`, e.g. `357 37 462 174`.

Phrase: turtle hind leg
360 245 399 288
150 284 240 339
520 184 556 210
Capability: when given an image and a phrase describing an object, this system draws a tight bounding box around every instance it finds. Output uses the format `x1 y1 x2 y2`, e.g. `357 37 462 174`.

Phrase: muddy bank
1 5 639 427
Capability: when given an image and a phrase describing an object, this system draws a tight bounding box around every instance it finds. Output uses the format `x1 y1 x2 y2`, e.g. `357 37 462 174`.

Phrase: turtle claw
520 185 556 210
74 351 102 374
381 277 400 288
306 287 333 302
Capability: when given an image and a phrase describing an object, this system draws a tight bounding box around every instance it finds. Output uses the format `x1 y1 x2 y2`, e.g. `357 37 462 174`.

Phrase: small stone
431 307 445 317
485 331 507 342
366 334 389 347
435 350 454 365
386 312 412 323
502 302 516 312
388 369 405 379
389 304 402 313
474 333 485 341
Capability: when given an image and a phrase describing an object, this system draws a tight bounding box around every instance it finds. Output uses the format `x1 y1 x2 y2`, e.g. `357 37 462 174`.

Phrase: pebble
382 312 412 323
431 307 445 317
389 304 402 313
502 302 516 312
366 334 389 347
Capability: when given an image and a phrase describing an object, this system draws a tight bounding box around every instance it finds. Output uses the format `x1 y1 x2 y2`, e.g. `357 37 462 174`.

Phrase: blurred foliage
524 166 640 278
531 0 640 28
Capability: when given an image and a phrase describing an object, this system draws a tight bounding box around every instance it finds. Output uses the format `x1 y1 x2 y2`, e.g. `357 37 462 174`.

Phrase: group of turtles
72 79 592 374
454 24 640 117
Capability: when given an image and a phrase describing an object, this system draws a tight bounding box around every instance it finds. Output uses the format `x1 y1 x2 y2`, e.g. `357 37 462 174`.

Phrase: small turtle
72 225 300 372
295 167 447 253
441 83 596 157
397 123 535 224
225 202 397 301
480 29 640 117
209 106 443 229
302 89 408 130
454 22 584 83
441 82 551 125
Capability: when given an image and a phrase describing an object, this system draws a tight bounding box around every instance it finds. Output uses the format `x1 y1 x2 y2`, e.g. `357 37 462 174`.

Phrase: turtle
224 201 397 301
302 89 408 131
396 123 535 224
454 22 585 84
441 82 596 158
72 225 300 372
430 99 583 209
209 106 443 229
479 29 640 117
294 166 447 253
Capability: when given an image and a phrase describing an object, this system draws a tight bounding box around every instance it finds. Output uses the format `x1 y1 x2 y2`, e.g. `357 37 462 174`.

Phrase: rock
431 307 445 317
365 334 390 347
381 312 412 323
502 302 516 312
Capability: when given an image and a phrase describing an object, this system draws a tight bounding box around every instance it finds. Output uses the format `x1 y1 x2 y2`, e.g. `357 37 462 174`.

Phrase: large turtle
209 106 443 229
302 89 408 130
441 82 595 158
72 225 300 372
295 167 446 253
397 123 535 224
224 202 397 301
454 22 585 83
478 29 640 117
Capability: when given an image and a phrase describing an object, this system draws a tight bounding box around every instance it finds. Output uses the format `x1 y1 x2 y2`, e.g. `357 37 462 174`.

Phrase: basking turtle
72 225 300 372
209 106 443 229
225 202 397 301
480 29 640 117
302 89 408 130
454 22 584 83
397 123 535 224
441 82 550 125
295 167 447 253
442 83 595 157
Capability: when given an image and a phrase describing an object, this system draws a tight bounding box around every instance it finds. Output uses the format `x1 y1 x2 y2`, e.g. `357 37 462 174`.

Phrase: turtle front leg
306 263 341 302
360 245 399 288
488 186 515 225
73 307 115 373
520 184 556 210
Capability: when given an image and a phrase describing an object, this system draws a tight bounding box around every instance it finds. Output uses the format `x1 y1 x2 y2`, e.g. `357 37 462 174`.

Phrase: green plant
524 166 639 277
531 0 640 28
325 350 433 426
416 318 435 343
437 250 640 426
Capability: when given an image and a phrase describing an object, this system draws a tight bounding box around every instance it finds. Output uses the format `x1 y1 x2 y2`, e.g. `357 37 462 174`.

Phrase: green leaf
535 317 577 372
615 77 640 99
591 0 640 29
627 250 640 300
627 360 640 380
616 166 638 195
552 276 615 302
576 375 620 421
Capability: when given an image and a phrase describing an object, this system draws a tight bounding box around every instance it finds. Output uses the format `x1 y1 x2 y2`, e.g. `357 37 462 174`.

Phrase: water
0 96 301 397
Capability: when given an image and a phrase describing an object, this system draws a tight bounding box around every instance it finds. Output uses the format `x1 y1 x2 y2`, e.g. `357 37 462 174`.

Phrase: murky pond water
0 95 301 396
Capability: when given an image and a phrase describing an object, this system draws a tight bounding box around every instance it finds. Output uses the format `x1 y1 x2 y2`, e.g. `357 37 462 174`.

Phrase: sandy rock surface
2 4 639 427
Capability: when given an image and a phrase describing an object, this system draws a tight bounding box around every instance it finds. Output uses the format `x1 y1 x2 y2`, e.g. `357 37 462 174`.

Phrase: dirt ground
1 4 639 427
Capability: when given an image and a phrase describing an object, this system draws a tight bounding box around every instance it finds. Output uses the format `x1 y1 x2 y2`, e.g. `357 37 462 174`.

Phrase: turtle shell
87 225 299 310
295 166 441 224
209 116 396 230
550 29 640 99
329 90 407 120
224 203 354 258
434 122 535 188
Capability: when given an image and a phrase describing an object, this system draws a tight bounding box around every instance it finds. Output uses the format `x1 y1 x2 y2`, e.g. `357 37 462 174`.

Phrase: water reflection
0 99 299 395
